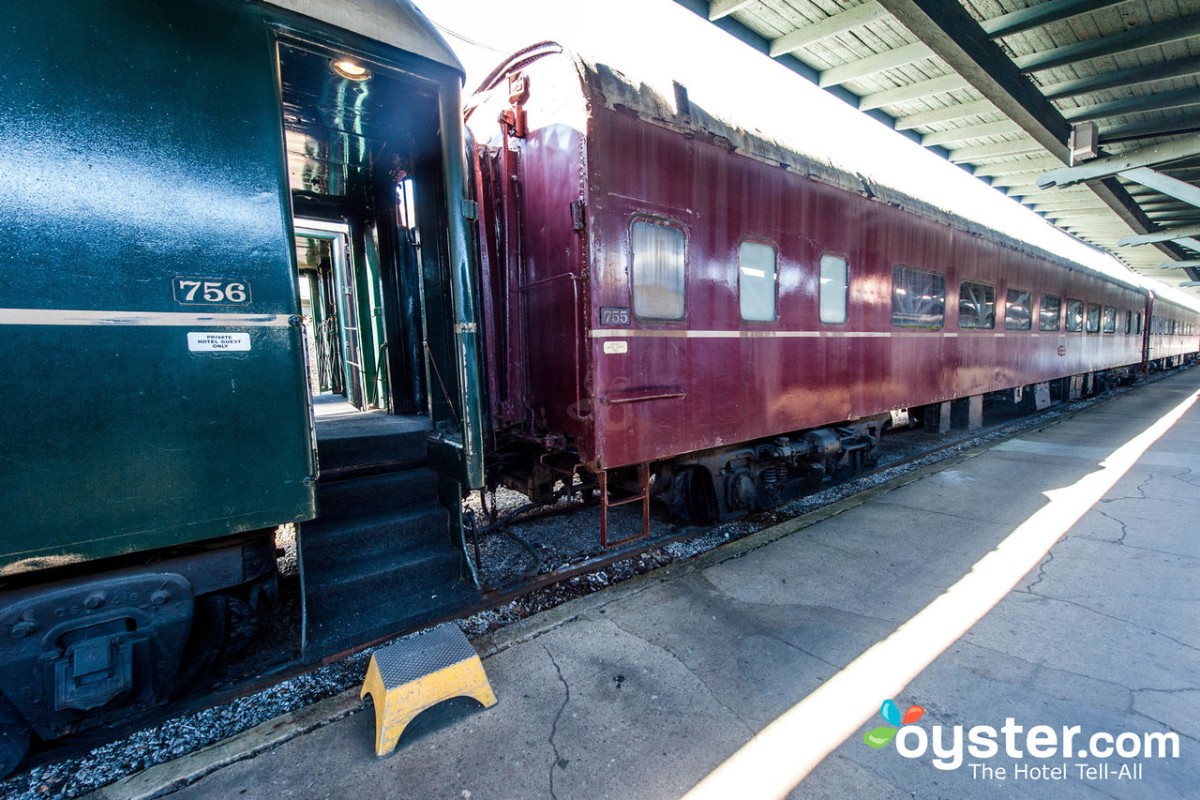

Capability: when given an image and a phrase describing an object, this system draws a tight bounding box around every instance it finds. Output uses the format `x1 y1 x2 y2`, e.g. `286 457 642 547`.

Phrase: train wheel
175 594 230 690
176 587 265 691
676 467 718 524
223 590 261 658
0 693 31 778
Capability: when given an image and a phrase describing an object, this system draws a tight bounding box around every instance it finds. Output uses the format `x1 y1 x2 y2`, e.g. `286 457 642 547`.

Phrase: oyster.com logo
862 697 1180 782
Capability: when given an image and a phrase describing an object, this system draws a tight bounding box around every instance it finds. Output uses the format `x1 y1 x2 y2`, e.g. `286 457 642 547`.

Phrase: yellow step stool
360 623 497 757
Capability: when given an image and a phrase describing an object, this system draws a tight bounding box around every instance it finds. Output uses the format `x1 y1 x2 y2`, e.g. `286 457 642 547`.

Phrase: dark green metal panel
0 1 315 571
432 80 487 489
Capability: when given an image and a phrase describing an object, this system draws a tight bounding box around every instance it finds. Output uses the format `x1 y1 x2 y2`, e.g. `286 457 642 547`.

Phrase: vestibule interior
277 40 444 424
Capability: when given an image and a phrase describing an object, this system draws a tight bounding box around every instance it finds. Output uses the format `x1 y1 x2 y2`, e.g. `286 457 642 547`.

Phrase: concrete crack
607 617 756 736
1024 550 1055 593
1177 467 1200 488
543 642 570 800
766 633 841 670
1075 537 1200 561
1126 713 1200 747
1095 510 1130 546
956 638 1116 692
1099 474 1153 505
1131 686 1200 695
1129 688 1200 746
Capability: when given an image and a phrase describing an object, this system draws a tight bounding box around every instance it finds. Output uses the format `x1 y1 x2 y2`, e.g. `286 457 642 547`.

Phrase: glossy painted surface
0 0 315 569
474 50 1195 473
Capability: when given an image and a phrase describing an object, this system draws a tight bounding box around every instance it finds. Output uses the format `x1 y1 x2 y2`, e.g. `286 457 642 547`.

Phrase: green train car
0 0 485 774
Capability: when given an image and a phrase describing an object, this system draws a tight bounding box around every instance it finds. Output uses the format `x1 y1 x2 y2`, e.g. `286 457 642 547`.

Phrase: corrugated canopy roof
678 0 1200 295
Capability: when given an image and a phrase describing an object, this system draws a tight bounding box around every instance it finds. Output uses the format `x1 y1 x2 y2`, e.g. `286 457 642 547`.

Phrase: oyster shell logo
864 698 925 749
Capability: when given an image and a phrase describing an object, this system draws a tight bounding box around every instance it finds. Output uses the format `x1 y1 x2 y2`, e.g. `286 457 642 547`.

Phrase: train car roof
261 0 462 75
476 42 1164 298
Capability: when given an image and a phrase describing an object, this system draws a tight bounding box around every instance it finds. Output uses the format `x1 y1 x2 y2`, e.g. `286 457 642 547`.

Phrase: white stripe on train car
0 308 290 327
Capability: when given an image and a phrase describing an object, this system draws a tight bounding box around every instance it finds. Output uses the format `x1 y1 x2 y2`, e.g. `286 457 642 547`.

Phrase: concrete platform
91 369 1200 800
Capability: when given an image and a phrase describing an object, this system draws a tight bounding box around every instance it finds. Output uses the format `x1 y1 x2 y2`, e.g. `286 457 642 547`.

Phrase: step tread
304 537 459 593
305 562 476 654
301 503 446 545
315 470 439 519
316 429 429 474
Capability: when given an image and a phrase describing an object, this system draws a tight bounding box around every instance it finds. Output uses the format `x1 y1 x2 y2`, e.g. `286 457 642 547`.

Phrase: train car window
819 254 848 324
1125 310 1133 334
892 265 945 328
1066 299 1084 332
738 240 777 322
630 218 686 320
1102 306 1116 334
1085 302 1101 333
1039 295 1061 331
958 280 995 329
1137 312 1143 334
1005 289 1032 331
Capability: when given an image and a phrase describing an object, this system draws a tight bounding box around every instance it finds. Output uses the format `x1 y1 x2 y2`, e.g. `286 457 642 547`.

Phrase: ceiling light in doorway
331 58 371 81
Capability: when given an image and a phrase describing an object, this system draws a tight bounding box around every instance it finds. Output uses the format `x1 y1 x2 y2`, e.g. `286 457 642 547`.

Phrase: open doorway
294 221 351 401
278 39 440 437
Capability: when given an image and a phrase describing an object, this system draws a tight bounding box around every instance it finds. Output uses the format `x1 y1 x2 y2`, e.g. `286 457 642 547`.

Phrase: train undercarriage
0 533 277 775
656 417 888 524
488 365 1169 535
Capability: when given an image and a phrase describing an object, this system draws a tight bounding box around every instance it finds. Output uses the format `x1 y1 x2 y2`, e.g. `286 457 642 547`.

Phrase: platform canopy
678 0 1200 292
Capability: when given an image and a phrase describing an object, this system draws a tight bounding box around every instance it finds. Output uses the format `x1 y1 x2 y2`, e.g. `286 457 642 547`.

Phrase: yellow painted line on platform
684 384 1200 800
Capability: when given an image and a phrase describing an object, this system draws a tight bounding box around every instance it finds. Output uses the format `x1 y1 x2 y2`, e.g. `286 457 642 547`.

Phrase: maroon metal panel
517 120 588 438
469 52 591 449
1148 295 1200 362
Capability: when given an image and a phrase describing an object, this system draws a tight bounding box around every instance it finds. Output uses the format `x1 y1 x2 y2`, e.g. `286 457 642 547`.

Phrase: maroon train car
468 43 1199 531
1147 293 1199 369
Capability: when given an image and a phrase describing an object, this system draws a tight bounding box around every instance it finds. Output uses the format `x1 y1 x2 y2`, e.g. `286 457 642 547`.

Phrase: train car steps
360 623 497 757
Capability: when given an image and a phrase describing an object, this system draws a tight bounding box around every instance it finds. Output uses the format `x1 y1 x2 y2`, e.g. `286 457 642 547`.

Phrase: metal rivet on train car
11 618 35 639
151 590 171 606
84 593 106 610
